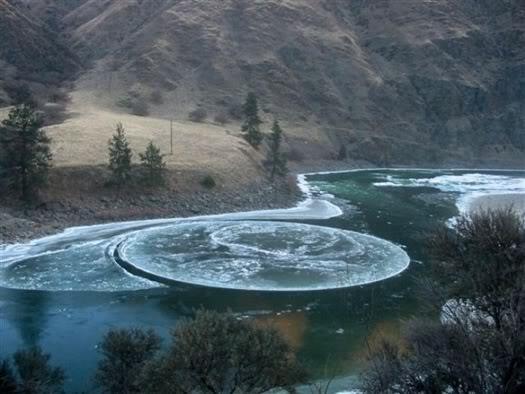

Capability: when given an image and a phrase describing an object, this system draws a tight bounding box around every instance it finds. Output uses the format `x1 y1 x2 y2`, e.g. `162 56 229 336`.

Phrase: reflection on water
255 311 309 350
2 291 50 347
1 169 525 392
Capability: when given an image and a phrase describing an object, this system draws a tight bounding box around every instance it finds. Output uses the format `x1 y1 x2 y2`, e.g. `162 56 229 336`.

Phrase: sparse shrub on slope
213 111 229 125
188 108 207 122
200 174 216 189
117 95 150 117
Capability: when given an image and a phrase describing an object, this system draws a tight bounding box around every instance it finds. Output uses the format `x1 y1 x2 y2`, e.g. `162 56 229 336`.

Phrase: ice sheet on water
0 171 411 292
0 240 157 292
119 221 410 291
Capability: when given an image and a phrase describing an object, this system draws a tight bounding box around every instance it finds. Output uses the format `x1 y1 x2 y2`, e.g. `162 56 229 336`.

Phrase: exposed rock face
2 0 524 165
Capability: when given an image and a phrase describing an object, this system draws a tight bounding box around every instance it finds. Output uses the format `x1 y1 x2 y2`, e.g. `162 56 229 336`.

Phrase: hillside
0 0 79 104
1 0 524 165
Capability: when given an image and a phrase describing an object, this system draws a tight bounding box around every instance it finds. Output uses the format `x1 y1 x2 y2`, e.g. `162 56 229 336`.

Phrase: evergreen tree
266 120 288 180
241 92 263 148
108 123 132 185
139 141 166 186
0 105 52 202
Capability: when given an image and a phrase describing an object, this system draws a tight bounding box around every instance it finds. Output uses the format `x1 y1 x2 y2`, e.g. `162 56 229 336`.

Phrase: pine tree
267 120 288 180
0 105 52 202
139 141 166 186
241 92 263 148
108 122 133 185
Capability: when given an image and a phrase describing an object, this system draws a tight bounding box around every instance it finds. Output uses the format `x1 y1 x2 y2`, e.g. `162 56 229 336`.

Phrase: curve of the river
0 171 420 292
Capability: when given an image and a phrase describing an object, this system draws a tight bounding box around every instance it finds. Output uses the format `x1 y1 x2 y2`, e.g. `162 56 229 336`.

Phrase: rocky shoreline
0 169 302 245
3 162 523 245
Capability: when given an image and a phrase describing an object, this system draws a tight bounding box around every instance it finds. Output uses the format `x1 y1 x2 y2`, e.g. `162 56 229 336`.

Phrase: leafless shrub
213 112 229 125
140 310 307 393
150 91 164 105
360 209 525 394
188 108 207 122
228 102 244 120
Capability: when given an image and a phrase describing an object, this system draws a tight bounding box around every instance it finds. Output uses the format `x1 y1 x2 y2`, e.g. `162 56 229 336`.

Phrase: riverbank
1 157 375 245
3 164 524 245
0 166 302 245
469 193 525 216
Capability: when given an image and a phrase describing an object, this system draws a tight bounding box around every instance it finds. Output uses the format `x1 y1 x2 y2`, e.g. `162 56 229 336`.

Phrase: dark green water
1 169 524 392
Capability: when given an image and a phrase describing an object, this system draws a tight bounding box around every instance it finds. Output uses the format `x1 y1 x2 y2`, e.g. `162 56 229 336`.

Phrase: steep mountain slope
3 0 525 165
0 0 79 103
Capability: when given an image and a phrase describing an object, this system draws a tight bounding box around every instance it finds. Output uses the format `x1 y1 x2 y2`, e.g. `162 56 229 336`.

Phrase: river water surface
1 169 525 392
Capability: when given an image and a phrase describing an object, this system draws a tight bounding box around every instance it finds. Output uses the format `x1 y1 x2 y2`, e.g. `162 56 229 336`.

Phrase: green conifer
267 120 288 180
108 122 132 185
139 141 166 186
241 93 263 148
0 105 52 202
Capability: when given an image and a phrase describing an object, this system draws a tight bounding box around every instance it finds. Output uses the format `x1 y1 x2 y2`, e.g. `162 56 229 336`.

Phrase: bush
41 102 67 126
428 208 525 325
117 96 149 117
141 311 307 393
0 360 17 393
13 347 65 394
150 91 164 105
228 102 244 120
4 81 35 106
337 145 347 160
130 98 149 117
200 174 216 189
360 209 525 394
213 112 229 125
93 312 306 394
95 328 161 394
47 88 69 104
188 108 207 122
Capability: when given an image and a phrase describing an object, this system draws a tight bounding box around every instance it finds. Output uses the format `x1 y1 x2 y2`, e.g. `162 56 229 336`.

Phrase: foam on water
373 172 525 213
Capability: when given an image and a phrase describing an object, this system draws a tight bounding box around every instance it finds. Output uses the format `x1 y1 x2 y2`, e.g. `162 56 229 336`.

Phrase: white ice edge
366 168 525 215
0 171 343 261
116 220 411 292
2 167 524 256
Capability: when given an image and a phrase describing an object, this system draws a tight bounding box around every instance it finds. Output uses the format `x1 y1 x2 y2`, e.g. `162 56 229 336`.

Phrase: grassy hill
1 0 524 166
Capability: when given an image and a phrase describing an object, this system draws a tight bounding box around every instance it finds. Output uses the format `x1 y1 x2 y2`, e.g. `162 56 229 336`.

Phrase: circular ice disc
118 221 410 291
